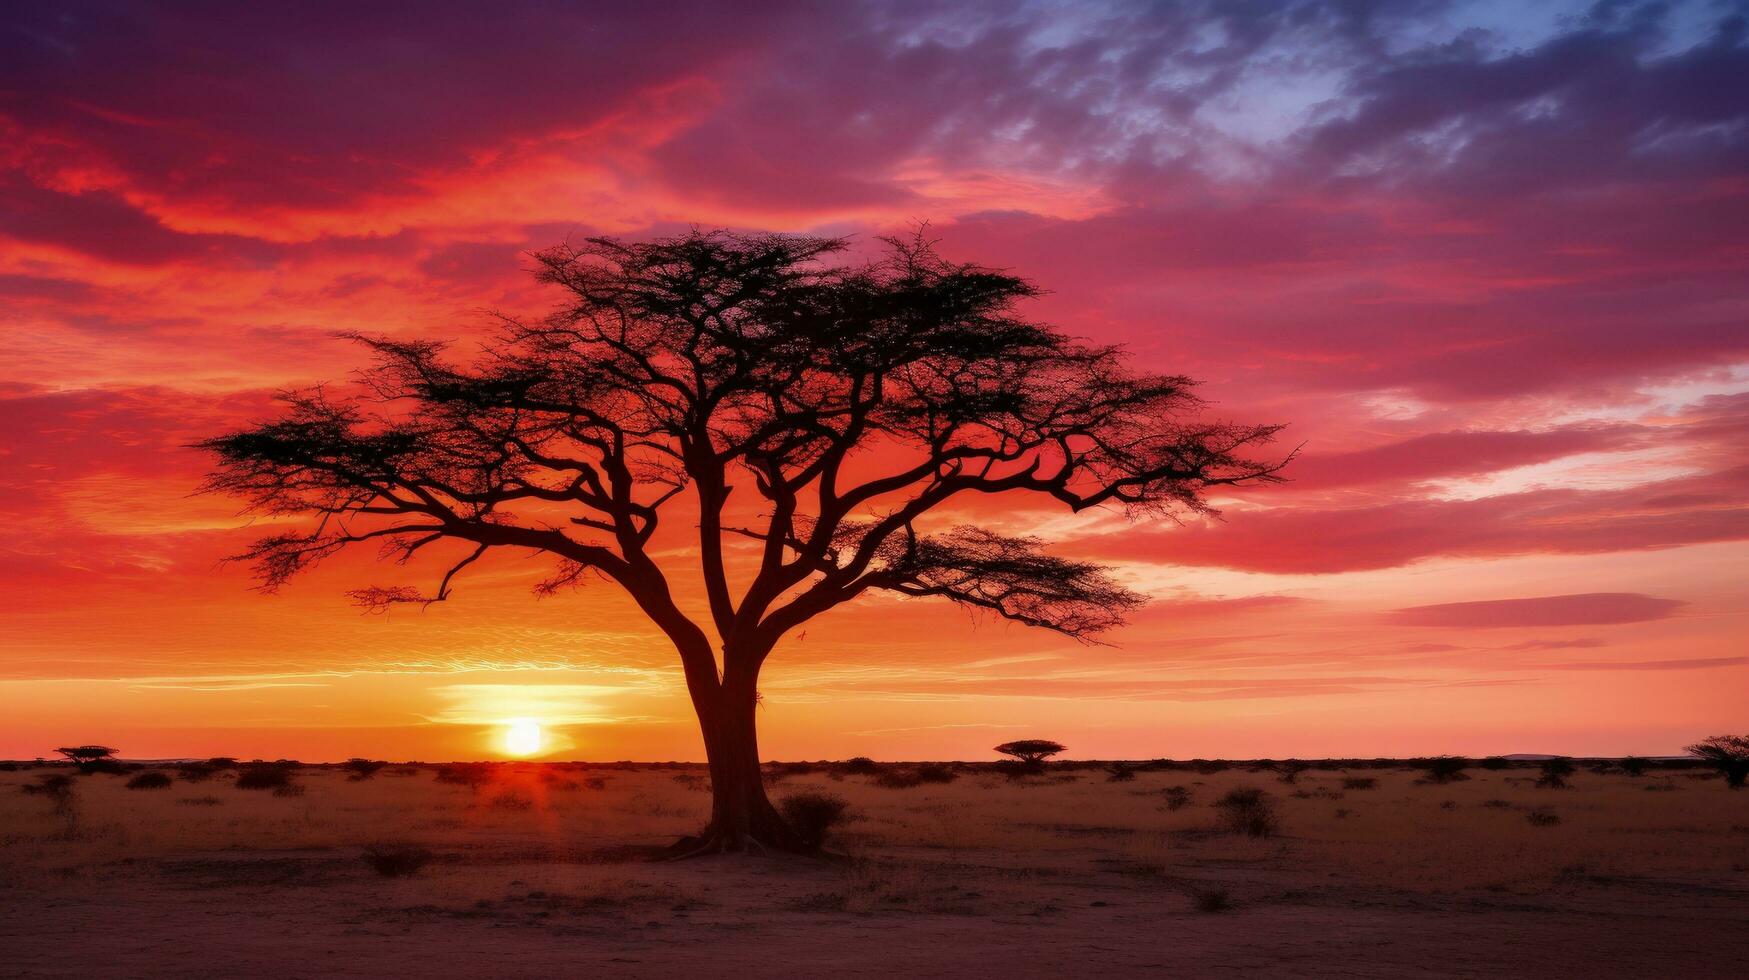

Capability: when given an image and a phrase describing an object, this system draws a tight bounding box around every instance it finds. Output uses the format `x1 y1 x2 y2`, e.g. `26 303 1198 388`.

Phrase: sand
2 761 1746 977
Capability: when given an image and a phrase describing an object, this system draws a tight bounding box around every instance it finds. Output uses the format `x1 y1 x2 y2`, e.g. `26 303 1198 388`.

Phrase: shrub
22 774 77 813
872 769 924 789
1275 761 1308 784
1422 756 1470 784
126 771 173 791
1478 756 1509 771
343 758 386 780
178 796 223 807
1536 758 1575 789
583 776 609 790
272 783 306 798
486 791 533 810
841 757 878 775
1213 788 1278 837
433 763 495 790
1162 786 1191 811
363 844 434 877
176 763 216 782
1192 889 1233 913
1526 810 1561 827
778 791 851 853
1107 762 1137 782
1341 777 1377 791
1618 756 1649 777
236 765 292 791
914 763 957 784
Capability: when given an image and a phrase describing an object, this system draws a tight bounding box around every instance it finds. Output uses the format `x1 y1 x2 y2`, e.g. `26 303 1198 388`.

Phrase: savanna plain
3 758 1746 978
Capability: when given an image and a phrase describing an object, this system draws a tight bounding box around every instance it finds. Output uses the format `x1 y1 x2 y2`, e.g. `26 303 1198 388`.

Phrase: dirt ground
3 761 1746 978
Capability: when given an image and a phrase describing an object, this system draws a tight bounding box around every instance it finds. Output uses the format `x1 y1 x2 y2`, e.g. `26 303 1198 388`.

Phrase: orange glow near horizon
2 3 1747 763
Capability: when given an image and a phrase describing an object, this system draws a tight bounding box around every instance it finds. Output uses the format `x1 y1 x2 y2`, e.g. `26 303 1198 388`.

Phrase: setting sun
502 719 542 757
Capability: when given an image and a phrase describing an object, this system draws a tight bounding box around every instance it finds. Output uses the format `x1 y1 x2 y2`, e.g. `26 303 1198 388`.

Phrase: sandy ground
2 761 1746 978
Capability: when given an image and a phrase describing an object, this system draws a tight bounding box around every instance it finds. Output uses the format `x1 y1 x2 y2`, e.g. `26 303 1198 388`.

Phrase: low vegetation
778 791 853 853
362 843 434 877
1213 787 1279 837
126 771 173 791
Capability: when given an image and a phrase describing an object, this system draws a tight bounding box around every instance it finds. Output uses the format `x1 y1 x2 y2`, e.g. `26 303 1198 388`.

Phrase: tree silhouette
55 745 118 773
200 230 1288 854
994 739 1068 770
1687 735 1749 788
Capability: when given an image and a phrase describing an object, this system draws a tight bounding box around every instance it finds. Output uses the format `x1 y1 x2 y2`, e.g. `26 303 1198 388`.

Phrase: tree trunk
664 646 803 857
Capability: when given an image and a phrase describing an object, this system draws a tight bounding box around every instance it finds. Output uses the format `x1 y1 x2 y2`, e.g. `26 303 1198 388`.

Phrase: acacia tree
200 231 1287 854
1687 735 1749 788
994 739 1067 769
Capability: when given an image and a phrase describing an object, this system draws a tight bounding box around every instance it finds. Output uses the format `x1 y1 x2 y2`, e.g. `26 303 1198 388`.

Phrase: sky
2 0 1746 762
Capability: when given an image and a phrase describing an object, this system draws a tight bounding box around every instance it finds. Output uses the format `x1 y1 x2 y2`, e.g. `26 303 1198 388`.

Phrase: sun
502 718 543 757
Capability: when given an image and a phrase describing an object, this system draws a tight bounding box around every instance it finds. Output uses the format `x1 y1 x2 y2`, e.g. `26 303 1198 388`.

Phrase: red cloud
1388 593 1686 628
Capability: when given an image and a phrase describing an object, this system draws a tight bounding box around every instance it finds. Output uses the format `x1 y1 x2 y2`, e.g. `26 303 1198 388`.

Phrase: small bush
1478 756 1510 771
1107 763 1137 782
779 791 851 853
1536 758 1575 789
1192 889 1233 913
272 783 306 798
22 773 77 812
583 776 609 790
1526 810 1561 827
363 844 434 877
236 766 292 790
1213 788 1278 837
1482 799 1513 808
178 796 223 807
1618 756 1649 777
1162 786 1191 810
433 763 495 790
126 771 173 790
914 763 957 784
1422 756 1470 784
343 758 386 780
871 769 924 789
841 757 879 775
1341 777 1377 791
486 791 533 810
176 764 215 782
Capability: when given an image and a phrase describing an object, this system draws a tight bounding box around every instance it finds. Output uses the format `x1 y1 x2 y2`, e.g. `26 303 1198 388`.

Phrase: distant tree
1618 756 1649 777
994 740 1067 770
1106 762 1137 782
200 230 1287 854
1478 756 1509 771
840 756 879 775
55 746 117 773
1686 735 1749 789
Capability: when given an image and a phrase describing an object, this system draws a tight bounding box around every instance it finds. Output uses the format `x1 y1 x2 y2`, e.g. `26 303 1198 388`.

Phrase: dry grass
2 761 1746 974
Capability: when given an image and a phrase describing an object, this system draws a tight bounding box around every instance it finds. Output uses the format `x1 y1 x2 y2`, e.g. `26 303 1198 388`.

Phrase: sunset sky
3 1 1746 762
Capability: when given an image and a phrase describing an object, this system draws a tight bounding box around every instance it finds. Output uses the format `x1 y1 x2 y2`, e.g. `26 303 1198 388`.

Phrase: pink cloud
1387 593 1686 628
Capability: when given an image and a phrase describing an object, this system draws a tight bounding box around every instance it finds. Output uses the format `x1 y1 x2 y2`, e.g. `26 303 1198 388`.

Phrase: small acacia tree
200 231 1286 854
55 746 118 772
1687 735 1749 788
995 739 1068 769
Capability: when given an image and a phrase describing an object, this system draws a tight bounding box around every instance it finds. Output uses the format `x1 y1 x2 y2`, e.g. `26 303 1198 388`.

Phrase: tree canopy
199 229 1288 851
